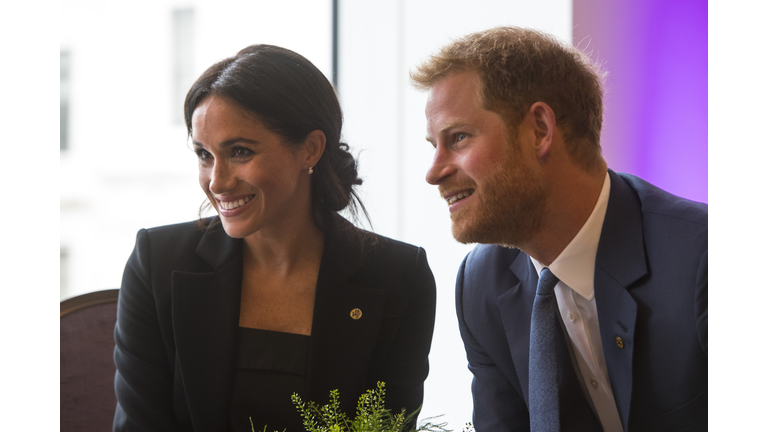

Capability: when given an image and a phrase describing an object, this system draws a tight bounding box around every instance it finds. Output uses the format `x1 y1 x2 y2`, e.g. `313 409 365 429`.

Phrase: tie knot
536 268 559 295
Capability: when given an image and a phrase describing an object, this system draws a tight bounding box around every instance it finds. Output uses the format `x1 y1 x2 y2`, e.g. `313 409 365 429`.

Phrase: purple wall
574 0 708 203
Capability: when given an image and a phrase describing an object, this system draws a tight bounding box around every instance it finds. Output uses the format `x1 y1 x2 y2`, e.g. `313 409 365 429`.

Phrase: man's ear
302 129 327 167
527 102 557 159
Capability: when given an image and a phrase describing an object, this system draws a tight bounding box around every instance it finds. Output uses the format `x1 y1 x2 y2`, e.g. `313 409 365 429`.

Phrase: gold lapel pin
615 336 624 349
350 308 362 320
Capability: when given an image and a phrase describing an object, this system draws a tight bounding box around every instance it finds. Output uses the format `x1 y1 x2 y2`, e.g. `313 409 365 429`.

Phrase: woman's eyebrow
192 137 261 148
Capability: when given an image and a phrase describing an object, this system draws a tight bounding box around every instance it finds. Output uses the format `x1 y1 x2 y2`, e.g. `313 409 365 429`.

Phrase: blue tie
529 268 561 432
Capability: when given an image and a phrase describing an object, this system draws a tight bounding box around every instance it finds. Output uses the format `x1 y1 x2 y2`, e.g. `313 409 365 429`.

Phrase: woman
113 45 436 432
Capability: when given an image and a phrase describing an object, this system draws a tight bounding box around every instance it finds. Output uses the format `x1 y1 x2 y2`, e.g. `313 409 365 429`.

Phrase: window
60 247 69 298
171 8 195 124
60 51 70 150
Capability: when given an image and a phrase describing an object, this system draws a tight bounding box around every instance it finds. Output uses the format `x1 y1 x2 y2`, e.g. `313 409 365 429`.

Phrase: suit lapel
497 250 537 406
501 250 600 429
594 171 648 431
172 222 243 432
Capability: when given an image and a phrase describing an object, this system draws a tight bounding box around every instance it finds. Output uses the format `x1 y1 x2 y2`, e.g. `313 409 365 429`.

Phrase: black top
229 327 311 432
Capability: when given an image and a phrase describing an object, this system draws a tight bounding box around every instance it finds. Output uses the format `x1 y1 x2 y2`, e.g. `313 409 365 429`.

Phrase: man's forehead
428 71 479 100
427 73 484 114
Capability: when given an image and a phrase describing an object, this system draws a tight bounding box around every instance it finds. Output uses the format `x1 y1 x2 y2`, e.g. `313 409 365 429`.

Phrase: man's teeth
447 191 473 204
220 196 251 210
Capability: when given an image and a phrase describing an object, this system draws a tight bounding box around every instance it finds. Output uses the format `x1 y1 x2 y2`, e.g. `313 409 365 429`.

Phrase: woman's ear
527 102 557 159
302 129 326 167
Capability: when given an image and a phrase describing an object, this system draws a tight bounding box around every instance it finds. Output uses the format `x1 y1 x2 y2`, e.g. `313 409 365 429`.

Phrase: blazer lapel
594 171 648 431
497 250 538 406
172 222 243 432
305 279 387 407
304 220 389 409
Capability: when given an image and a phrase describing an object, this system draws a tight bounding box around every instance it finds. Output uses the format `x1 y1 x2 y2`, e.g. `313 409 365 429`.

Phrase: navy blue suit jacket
113 215 436 431
456 171 707 431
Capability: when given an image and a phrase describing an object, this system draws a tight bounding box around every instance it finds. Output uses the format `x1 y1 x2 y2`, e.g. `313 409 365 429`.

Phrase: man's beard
450 141 547 248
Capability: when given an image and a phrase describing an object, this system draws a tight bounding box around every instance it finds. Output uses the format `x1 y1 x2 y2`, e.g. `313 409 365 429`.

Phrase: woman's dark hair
184 44 369 234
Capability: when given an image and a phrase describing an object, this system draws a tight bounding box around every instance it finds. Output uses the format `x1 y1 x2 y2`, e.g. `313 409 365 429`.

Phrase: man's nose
426 146 455 185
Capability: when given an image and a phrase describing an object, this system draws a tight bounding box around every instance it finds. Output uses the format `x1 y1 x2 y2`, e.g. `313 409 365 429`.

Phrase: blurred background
59 0 707 425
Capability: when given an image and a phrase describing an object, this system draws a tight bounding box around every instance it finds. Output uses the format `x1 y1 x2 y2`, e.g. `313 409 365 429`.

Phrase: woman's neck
241 212 325 277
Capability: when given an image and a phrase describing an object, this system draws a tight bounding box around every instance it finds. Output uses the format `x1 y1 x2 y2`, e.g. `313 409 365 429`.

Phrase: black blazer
113 216 437 431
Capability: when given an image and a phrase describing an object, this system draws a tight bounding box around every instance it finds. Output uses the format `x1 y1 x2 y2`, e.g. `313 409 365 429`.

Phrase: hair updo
184 44 368 232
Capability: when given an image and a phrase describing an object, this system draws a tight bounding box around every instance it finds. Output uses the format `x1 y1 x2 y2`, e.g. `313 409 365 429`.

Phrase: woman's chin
219 221 255 239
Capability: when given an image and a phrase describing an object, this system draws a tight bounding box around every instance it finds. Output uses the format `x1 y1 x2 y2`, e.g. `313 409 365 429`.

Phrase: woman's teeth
220 196 251 210
448 191 473 204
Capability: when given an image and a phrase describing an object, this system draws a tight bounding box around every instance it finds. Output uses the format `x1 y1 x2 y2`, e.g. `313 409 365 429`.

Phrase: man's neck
522 164 608 266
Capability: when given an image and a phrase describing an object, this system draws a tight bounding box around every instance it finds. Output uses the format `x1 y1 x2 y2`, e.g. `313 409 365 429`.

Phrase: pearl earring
308 166 314 174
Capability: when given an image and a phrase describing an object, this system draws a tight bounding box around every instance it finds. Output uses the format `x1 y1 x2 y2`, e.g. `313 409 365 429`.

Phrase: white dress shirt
530 172 624 432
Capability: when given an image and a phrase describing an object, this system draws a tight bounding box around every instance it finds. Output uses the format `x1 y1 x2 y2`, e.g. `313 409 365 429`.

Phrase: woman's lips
216 194 255 215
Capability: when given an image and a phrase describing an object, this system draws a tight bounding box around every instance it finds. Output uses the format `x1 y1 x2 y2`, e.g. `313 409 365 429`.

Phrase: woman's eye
232 147 253 158
195 148 212 160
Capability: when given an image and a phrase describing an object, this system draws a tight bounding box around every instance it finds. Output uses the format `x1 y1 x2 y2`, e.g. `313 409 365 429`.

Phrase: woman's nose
209 161 237 193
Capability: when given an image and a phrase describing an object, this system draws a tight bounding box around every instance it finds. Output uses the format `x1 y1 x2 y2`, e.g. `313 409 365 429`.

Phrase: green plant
251 382 469 432
291 382 450 432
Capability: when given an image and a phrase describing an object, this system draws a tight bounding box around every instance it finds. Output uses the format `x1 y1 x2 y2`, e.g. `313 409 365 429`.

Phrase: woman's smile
217 194 255 211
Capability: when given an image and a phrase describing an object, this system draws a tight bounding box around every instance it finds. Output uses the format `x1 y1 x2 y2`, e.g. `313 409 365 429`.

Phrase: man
411 27 707 431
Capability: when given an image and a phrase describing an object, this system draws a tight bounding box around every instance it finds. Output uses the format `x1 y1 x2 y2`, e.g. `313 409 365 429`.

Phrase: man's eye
457 133 467 142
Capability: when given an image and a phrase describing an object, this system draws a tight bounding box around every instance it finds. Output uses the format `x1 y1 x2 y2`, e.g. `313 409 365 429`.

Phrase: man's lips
441 188 475 205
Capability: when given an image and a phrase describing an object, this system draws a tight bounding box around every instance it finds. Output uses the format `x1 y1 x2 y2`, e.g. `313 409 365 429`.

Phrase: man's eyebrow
439 121 469 132
425 121 470 144
191 138 261 147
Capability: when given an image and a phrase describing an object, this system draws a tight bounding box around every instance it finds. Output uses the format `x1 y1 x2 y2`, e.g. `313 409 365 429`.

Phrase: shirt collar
531 172 611 300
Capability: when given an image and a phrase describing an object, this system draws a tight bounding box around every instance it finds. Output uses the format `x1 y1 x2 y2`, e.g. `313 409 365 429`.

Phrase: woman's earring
308 166 314 175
